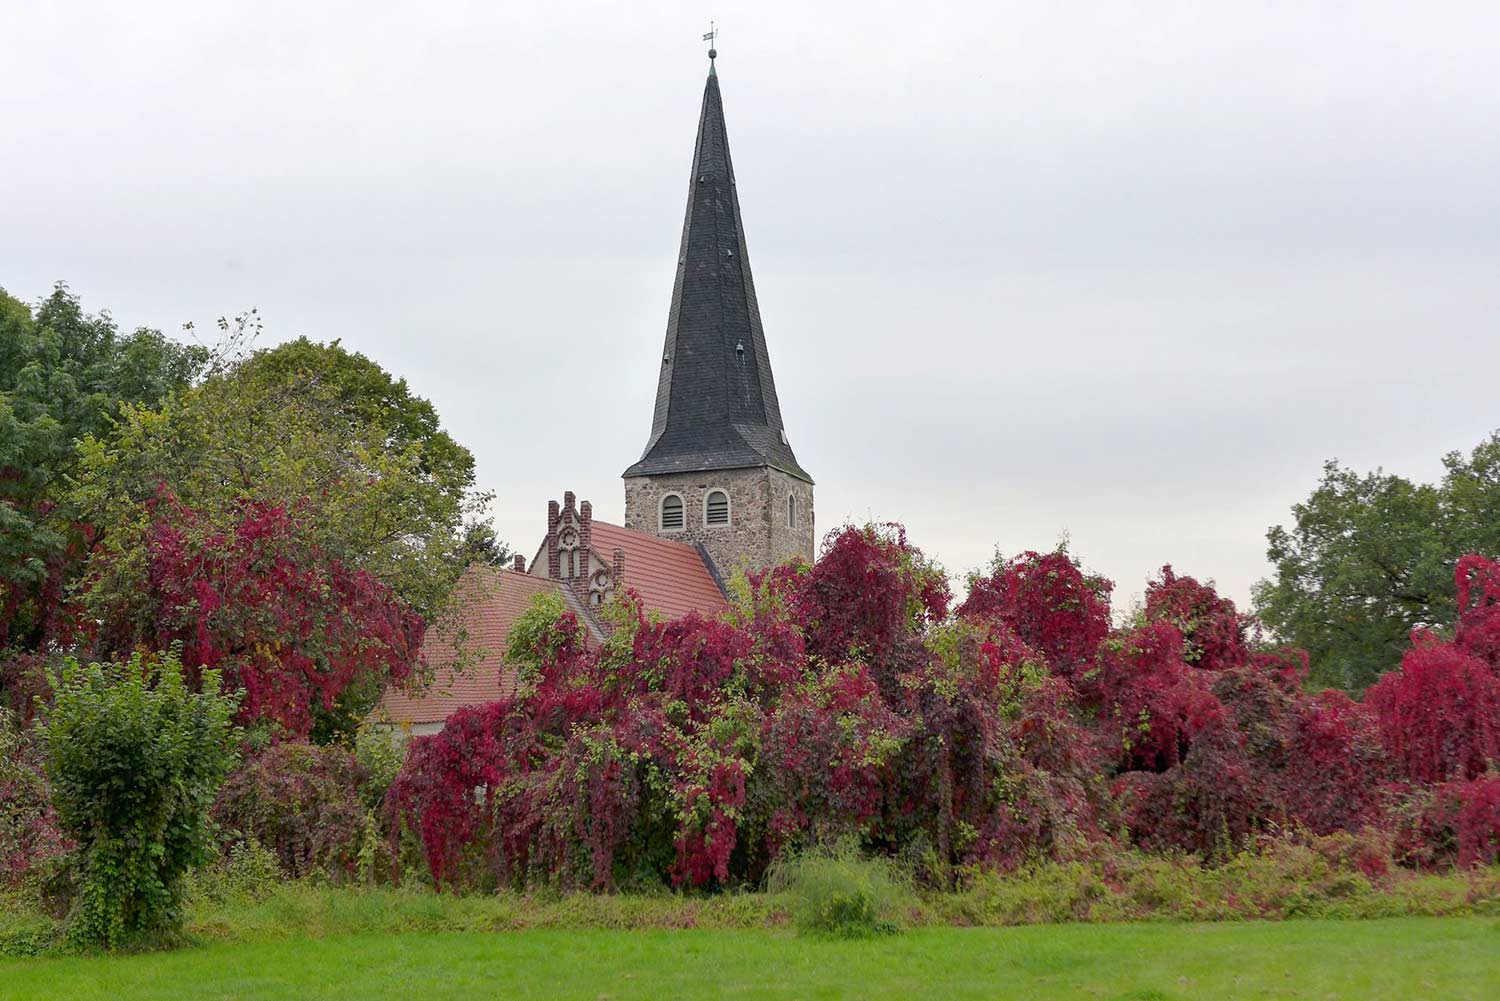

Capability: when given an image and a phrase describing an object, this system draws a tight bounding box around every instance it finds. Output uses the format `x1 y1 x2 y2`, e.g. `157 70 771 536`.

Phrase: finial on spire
702 22 718 63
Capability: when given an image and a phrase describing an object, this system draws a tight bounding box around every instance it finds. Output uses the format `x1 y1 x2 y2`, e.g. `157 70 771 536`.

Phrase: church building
381 54 815 733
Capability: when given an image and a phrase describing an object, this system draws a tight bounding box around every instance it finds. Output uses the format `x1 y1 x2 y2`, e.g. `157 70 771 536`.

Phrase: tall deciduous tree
74 337 487 623
70 336 494 738
0 284 205 654
1254 432 1500 691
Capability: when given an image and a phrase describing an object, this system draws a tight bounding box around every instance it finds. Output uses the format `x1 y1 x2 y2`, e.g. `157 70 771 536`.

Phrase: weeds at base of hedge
5 847 1500 956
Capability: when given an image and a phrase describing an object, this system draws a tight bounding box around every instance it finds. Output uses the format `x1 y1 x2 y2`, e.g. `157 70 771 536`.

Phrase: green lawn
4 917 1497 1001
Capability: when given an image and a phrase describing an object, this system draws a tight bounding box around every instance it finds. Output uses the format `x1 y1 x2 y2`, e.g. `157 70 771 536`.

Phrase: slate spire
623 60 812 484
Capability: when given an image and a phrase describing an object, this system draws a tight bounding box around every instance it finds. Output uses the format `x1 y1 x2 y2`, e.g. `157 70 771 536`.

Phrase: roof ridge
591 521 709 554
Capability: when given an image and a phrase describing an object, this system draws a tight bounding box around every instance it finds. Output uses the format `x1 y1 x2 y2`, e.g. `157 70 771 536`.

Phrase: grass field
4 917 1498 1000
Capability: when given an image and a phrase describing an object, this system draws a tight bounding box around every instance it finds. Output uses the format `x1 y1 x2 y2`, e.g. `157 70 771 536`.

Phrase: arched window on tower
787 493 796 529
660 493 684 531
705 490 730 526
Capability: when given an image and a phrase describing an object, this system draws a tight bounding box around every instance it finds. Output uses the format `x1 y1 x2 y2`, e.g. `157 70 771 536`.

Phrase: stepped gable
527 491 729 621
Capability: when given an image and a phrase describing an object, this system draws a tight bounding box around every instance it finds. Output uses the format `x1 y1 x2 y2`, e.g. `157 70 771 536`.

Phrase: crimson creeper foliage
1145 566 1255 672
1367 641 1500 783
1455 553 1500 670
958 550 1112 679
84 487 424 739
386 533 1500 890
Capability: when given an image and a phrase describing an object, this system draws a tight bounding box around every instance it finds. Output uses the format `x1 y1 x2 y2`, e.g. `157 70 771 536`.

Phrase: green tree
459 519 513 568
0 284 205 653
73 336 486 628
40 653 240 949
1254 432 1500 691
69 337 493 737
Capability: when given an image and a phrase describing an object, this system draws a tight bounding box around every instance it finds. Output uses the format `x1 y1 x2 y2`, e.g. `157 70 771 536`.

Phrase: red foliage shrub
0 718 71 884
965 765 1093 871
1281 690 1386 834
528 711 669 889
626 612 753 720
729 564 808 692
88 490 425 738
1211 667 1294 772
385 698 530 887
800 525 948 695
1094 623 1224 771
389 599 762 890
878 619 1103 875
1365 635 1500 783
212 741 368 879
972 671 1101 870
958 550 1111 677
672 751 748 888
1455 553 1500 671
1144 566 1253 672
1452 777 1500 867
758 663 908 854
1250 645 1311 692
383 533 1500 889
1016 674 1100 778
0 651 52 723
1117 719 1263 858
1389 778 1500 870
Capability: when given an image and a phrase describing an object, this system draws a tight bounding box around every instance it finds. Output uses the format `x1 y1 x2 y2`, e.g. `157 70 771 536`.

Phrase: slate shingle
623 63 812 484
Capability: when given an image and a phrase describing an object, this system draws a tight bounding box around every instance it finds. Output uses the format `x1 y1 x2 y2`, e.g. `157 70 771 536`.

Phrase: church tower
623 53 814 576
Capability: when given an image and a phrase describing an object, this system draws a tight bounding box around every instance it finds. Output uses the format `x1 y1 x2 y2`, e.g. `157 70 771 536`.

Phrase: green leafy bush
0 902 60 957
766 845 915 937
187 838 283 904
353 717 406 812
351 719 412 884
40 653 240 949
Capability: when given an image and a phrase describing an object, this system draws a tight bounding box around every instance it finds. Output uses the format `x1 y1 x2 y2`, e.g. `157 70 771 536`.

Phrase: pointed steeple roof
623 60 812 483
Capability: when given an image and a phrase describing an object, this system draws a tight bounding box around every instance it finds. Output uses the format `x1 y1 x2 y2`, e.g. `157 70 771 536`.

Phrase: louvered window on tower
706 490 730 526
660 494 684 530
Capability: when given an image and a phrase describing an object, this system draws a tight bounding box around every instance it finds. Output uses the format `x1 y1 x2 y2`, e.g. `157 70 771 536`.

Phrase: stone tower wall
766 468 817 568
623 468 814 578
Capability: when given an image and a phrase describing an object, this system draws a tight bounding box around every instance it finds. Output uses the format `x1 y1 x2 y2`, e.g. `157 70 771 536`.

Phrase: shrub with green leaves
353 717 407 813
40 653 239 949
186 838 283 905
767 844 915 937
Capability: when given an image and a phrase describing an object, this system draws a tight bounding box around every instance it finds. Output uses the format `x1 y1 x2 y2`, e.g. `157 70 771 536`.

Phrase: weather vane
703 22 718 60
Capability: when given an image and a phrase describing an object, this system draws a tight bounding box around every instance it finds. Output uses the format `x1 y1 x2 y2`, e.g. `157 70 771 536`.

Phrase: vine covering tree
3 283 499 743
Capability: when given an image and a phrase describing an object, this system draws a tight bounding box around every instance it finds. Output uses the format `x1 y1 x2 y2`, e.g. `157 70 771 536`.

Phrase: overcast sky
5 1 1498 611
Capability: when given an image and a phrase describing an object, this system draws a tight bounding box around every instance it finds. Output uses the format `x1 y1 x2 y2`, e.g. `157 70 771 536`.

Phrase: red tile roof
378 566 592 726
380 522 728 728
587 520 729 621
